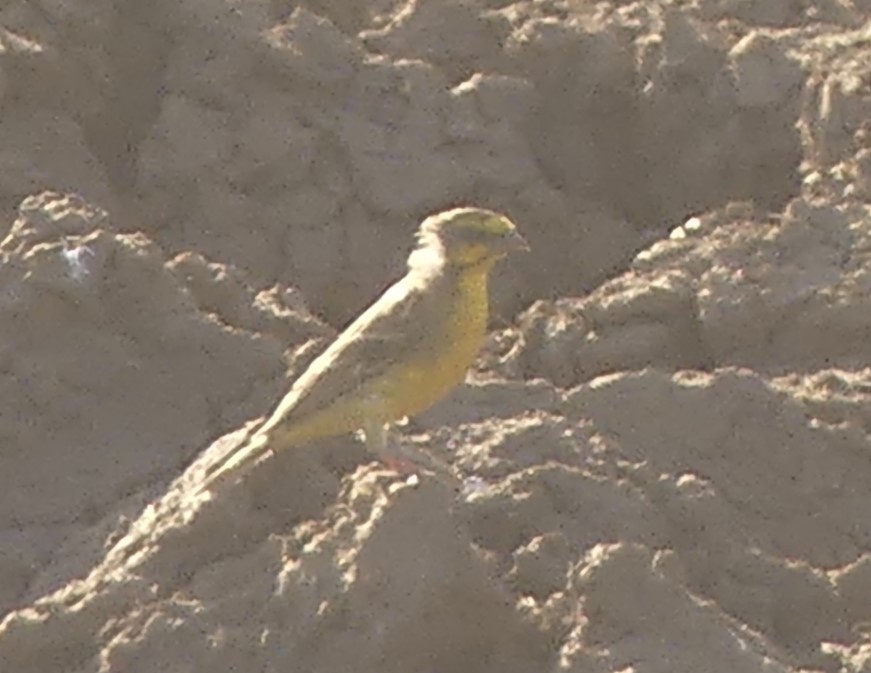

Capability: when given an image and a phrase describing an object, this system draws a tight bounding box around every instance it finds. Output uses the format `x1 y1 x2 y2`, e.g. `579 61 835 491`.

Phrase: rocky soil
2 0 871 672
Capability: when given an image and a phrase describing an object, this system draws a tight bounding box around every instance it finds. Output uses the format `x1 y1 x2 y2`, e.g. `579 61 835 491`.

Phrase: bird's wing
262 268 447 432
198 272 443 493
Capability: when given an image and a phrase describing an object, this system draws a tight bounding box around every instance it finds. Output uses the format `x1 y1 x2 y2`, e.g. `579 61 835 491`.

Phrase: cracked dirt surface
2 1 871 671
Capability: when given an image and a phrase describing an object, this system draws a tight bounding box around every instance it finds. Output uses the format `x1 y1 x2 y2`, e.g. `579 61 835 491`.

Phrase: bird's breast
377 264 491 420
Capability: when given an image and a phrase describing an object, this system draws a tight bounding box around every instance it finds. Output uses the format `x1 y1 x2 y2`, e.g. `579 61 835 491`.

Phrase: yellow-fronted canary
200 207 527 491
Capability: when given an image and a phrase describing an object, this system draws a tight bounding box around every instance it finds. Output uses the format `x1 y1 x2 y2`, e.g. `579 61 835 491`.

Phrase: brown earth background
2 0 871 671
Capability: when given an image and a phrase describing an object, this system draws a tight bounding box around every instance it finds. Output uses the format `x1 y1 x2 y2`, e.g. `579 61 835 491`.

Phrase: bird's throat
445 258 493 357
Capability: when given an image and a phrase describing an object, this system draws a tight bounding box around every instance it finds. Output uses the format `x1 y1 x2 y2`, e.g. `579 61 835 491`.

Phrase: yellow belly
377 331 484 419
374 266 490 420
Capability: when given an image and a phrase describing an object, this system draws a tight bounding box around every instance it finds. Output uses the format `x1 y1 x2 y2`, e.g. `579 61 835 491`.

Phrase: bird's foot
381 453 421 475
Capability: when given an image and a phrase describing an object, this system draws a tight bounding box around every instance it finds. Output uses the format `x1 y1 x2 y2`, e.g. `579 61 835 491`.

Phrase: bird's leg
362 420 417 474
362 419 387 456
361 421 461 488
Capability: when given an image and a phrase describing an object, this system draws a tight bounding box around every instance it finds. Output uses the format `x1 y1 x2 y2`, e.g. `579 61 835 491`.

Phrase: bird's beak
504 229 530 254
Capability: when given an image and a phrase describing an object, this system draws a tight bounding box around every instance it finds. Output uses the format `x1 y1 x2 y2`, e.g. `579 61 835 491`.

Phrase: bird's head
410 207 529 271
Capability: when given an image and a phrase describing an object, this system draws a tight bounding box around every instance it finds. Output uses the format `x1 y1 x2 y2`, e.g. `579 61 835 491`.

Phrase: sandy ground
2 0 871 671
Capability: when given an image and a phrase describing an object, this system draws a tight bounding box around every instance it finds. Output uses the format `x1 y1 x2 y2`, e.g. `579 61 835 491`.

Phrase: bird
198 207 528 492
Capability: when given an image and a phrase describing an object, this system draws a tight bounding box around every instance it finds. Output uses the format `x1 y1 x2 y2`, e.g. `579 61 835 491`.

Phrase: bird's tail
197 431 272 494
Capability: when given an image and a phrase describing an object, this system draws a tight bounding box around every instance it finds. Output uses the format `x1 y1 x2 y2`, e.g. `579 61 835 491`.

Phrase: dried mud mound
2 1 871 672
